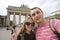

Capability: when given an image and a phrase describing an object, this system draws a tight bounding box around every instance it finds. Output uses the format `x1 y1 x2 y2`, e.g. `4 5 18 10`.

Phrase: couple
12 7 60 40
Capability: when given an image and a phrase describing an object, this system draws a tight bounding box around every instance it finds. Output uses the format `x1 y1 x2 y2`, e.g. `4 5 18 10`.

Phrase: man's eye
32 13 35 16
36 11 40 14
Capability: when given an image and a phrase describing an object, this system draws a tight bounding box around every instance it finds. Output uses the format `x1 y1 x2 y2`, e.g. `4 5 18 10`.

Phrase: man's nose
35 13 38 17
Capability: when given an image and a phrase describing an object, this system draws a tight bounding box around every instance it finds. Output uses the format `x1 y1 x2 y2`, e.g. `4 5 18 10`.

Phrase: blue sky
0 0 60 24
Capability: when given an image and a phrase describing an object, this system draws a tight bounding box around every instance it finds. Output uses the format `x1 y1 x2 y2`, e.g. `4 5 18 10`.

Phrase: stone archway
6 5 30 27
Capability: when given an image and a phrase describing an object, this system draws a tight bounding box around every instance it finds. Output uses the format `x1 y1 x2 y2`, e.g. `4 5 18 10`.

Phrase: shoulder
53 19 60 22
53 19 60 25
52 19 60 33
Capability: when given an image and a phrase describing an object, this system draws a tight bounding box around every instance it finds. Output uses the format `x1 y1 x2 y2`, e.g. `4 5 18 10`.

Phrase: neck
38 19 47 27
26 30 31 34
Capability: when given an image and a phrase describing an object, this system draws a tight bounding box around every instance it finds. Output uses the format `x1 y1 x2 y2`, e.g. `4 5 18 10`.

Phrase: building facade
6 5 30 26
0 15 7 27
45 10 60 19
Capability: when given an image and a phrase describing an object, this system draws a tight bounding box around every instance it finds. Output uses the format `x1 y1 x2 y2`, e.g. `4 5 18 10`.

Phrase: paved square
0 27 11 40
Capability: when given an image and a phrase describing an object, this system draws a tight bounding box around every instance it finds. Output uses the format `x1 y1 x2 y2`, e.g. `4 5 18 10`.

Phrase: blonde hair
17 16 33 36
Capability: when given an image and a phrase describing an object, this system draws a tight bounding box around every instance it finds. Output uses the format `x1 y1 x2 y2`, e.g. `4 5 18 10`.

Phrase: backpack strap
49 19 60 40
49 19 56 32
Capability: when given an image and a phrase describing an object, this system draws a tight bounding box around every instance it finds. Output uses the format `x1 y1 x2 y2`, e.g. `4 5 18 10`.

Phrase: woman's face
25 18 35 32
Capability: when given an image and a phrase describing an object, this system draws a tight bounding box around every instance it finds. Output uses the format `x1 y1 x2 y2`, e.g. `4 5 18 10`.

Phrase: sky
0 0 60 24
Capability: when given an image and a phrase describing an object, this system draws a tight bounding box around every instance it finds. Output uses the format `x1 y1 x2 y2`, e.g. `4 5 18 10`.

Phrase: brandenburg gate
6 5 30 26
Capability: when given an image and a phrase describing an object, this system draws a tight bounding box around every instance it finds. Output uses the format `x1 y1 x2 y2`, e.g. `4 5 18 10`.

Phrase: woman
11 16 36 40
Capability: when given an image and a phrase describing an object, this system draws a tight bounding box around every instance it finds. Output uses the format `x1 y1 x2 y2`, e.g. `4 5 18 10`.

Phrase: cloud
35 0 60 17
21 0 60 17
0 0 60 23
0 0 60 16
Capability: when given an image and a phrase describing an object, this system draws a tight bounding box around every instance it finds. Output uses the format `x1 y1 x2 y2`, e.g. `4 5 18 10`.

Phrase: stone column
7 11 10 26
26 14 28 17
25 13 28 20
13 12 16 25
19 12 21 27
4 17 5 25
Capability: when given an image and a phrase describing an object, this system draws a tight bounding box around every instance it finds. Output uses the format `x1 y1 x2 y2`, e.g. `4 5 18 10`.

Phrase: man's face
30 8 44 23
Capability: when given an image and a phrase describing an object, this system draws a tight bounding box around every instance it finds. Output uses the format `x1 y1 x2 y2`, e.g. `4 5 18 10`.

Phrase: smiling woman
11 16 36 40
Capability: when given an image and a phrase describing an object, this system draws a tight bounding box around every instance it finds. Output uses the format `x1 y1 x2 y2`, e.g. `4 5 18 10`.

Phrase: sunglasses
25 22 35 27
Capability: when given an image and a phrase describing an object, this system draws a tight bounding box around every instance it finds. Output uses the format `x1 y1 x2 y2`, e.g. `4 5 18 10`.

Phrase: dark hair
31 7 43 12
13 25 16 29
29 7 43 17
31 7 43 13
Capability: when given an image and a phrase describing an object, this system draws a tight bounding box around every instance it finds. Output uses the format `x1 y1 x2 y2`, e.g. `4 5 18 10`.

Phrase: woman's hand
11 33 17 40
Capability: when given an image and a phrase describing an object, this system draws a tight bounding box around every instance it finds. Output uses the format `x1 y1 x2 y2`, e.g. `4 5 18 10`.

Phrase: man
30 7 60 40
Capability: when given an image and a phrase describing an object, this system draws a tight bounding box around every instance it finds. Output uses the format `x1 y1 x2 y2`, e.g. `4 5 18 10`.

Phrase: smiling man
30 7 60 40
